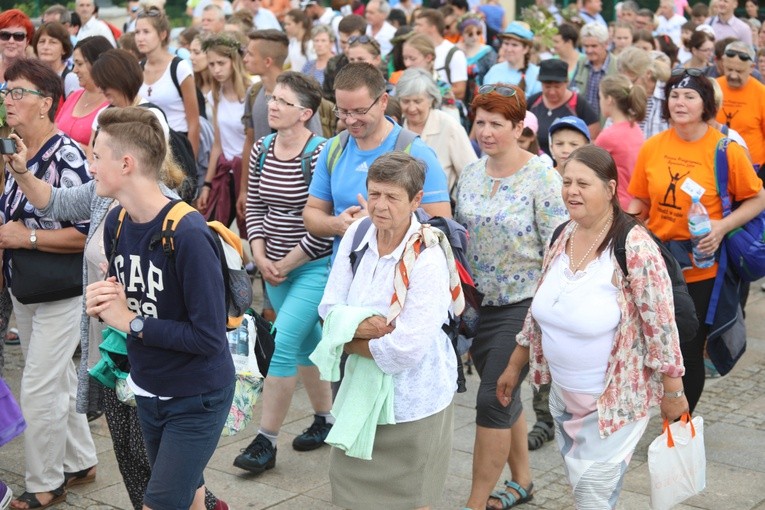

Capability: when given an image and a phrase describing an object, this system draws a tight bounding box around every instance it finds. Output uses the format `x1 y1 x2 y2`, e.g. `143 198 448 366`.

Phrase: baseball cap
548 116 591 142
299 0 318 8
500 21 534 42
538 59 568 83
524 110 539 134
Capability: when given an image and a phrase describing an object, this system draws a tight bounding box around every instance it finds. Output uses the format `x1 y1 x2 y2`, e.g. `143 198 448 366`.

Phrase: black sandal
527 421 554 451
11 484 66 509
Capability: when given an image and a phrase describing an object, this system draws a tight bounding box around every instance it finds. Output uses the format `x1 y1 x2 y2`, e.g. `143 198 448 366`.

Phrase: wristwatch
29 228 37 250
129 316 145 338
664 389 685 398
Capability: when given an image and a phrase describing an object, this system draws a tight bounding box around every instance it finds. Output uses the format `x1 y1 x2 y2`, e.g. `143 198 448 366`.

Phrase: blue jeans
265 257 329 377
135 381 234 510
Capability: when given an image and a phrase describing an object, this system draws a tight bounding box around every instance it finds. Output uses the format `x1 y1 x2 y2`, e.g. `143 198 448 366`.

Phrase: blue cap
548 116 591 142
500 21 534 42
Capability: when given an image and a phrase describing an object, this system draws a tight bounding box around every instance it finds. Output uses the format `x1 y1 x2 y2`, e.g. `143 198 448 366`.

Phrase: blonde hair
203 31 250 114
600 75 647 124
98 107 166 177
403 33 435 70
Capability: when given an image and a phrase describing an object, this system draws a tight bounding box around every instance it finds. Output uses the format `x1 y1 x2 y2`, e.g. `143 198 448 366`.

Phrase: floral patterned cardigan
516 219 686 438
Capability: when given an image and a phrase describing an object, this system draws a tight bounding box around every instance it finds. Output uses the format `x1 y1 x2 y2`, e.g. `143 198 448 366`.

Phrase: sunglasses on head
671 67 704 77
137 8 162 18
0 31 26 42
725 49 752 61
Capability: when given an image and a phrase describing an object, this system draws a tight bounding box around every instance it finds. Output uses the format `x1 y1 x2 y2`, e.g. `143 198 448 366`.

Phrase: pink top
595 121 645 210
55 89 109 146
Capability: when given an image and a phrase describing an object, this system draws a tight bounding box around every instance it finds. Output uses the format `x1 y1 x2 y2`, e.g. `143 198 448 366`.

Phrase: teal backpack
256 133 326 186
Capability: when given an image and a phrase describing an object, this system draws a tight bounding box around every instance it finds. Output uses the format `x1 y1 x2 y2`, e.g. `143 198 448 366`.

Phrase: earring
39 113 44 119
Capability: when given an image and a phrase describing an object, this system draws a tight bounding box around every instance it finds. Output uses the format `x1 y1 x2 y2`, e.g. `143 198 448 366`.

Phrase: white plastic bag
648 413 706 510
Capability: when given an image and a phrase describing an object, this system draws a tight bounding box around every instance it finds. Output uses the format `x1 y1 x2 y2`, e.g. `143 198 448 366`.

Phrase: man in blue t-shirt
304 62 451 257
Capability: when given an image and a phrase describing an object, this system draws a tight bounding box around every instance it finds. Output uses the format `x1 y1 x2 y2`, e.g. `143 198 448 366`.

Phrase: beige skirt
329 401 454 510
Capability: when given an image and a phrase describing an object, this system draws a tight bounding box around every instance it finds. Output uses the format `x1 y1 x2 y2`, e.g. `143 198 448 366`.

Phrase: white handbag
648 413 706 510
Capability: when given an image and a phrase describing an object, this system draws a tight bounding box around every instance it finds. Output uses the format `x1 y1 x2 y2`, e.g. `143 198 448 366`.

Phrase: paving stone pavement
1 283 764 510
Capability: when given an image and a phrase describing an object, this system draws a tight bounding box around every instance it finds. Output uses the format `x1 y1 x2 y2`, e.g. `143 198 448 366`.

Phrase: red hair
0 9 34 43
470 83 526 124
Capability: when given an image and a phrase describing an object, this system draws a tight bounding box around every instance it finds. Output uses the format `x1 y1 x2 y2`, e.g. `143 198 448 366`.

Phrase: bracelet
8 163 28 175
203 181 212 189
664 389 685 398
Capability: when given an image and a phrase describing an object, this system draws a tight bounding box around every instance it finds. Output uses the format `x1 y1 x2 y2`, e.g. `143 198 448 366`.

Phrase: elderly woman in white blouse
397 68 477 197
317 152 461 510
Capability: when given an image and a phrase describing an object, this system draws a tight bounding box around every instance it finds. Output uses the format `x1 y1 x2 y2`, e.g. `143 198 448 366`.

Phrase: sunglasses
136 8 162 18
724 49 753 61
0 31 26 42
671 67 704 77
478 84 521 106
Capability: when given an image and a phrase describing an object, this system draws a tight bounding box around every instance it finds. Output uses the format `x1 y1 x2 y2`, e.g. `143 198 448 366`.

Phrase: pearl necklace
568 216 612 273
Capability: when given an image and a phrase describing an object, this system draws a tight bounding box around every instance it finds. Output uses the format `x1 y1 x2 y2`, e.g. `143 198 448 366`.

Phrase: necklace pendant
147 86 152 97
547 109 552 117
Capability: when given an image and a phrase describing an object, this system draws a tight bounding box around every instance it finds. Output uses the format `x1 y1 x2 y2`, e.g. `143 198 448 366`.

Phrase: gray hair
580 22 609 44
367 152 425 200
203 4 225 20
621 0 639 13
44 4 71 24
395 68 442 109
372 0 392 17
311 23 336 42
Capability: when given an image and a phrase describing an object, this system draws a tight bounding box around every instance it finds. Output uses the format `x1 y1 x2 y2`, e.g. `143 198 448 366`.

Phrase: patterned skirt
549 382 649 509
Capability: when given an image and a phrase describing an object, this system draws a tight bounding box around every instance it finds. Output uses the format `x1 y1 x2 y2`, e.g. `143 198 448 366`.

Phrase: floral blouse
516 221 686 437
455 155 568 306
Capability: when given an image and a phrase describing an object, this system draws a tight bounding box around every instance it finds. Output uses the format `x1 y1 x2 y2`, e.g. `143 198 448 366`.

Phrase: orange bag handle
663 412 695 448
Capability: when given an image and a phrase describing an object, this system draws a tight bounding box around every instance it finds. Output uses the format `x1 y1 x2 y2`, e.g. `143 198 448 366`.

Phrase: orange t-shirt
715 76 765 166
629 126 763 283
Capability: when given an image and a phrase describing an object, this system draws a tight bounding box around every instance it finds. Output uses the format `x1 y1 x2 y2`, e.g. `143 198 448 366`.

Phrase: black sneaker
233 433 276 474
292 415 333 451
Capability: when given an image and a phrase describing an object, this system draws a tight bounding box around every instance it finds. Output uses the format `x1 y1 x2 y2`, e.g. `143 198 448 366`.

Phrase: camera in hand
0 138 16 155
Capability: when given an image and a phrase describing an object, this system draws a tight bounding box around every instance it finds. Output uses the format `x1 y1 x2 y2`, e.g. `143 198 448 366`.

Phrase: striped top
246 134 332 261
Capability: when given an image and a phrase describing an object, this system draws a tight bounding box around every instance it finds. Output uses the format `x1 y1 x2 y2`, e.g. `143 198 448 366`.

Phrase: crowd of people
0 0 764 509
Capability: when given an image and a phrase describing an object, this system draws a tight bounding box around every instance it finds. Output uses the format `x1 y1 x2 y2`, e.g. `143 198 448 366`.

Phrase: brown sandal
64 466 96 488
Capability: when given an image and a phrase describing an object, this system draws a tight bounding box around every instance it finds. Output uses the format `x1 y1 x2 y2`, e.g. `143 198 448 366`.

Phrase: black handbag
7 158 84 304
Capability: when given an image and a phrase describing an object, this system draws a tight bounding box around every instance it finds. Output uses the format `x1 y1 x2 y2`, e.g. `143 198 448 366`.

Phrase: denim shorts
136 381 234 510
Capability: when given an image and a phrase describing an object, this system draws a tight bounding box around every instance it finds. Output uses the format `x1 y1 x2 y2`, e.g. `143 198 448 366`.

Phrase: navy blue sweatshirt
104 201 234 397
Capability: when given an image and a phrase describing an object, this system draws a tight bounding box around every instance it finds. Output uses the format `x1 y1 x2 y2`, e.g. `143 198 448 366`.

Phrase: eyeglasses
725 49 753 61
0 31 26 42
0 87 46 101
478 84 521 106
333 93 382 119
671 67 704 77
266 95 307 109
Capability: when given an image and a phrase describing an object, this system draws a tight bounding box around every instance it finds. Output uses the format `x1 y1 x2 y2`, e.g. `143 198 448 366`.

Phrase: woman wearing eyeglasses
235 72 332 475
456 83 568 510
682 30 716 70
0 58 97 510
196 32 251 232
301 25 335 86
0 10 33 87
628 69 765 414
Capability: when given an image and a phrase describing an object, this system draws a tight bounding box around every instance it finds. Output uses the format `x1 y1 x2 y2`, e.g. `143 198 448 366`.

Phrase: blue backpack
714 138 765 282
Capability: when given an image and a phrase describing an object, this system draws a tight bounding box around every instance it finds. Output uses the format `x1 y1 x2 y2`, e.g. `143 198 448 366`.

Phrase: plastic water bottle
688 197 715 269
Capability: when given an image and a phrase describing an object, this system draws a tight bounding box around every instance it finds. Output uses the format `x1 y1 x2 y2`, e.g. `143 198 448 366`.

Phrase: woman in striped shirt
237 72 333 475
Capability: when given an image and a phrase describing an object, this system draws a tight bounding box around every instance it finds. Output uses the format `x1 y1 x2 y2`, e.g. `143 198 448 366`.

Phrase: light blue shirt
254 8 282 31
308 118 450 256
483 62 542 97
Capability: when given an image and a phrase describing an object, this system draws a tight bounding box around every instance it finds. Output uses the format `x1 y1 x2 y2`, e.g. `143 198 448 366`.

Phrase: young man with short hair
414 8 468 100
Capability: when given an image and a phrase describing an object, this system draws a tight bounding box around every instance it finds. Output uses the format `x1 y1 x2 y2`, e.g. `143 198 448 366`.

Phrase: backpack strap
169 56 184 100
300 134 326 187
531 94 543 109
325 130 351 176
348 217 374 276
394 127 418 153
714 137 733 217
159 200 195 257
548 220 571 247
242 81 264 128
437 46 458 84
568 92 578 115
256 133 277 178
106 208 129 279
